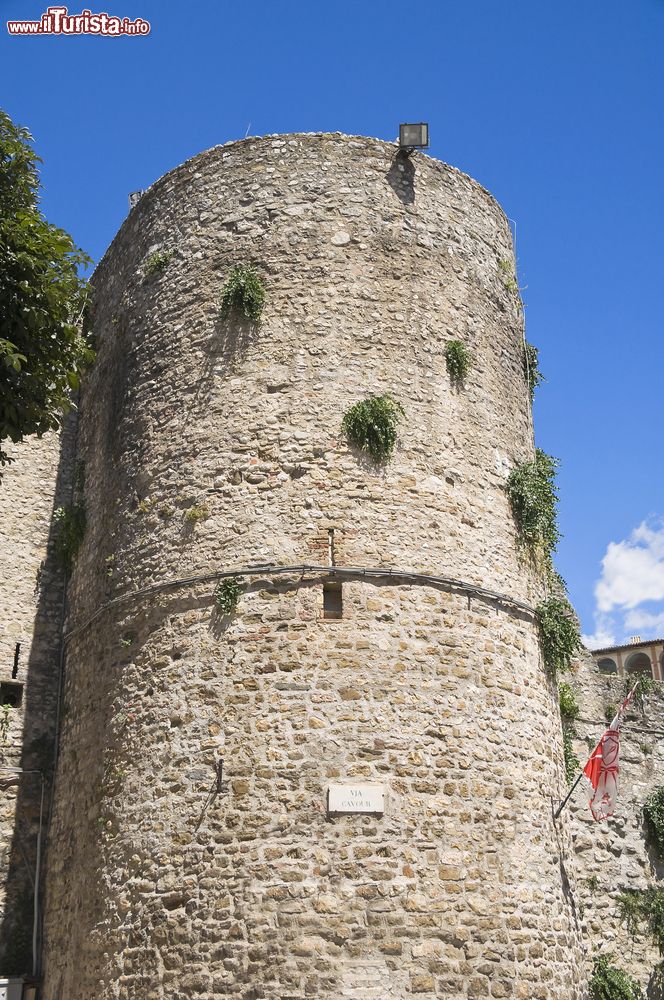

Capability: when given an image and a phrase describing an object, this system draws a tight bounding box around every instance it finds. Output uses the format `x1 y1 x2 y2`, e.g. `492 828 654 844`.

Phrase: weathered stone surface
3 133 587 998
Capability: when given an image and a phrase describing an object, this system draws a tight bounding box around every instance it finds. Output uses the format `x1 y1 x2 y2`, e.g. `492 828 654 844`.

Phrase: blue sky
2 0 663 646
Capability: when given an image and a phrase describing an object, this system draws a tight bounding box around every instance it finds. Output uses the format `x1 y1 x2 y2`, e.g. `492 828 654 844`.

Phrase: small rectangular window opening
323 582 343 620
0 681 24 709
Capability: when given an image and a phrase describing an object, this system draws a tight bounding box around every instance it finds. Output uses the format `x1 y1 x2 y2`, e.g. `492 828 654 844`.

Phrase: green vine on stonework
53 503 86 573
589 954 644 1000
220 265 265 322
215 577 242 616
523 342 545 402
444 339 472 388
558 681 580 722
561 725 580 785
644 787 664 856
618 888 664 953
536 596 581 678
506 448 560 557
341 395 405 464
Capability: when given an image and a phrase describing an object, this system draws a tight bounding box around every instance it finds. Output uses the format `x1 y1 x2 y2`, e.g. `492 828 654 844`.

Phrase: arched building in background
591 635 663 680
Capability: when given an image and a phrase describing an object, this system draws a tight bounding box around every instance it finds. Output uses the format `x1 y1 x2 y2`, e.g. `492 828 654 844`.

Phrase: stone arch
624 651 653 677
597 657 618 675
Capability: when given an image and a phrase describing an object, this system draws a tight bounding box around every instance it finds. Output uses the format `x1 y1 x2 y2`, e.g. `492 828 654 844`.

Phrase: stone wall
569 655 664 995
0 427 74 976
38 133 587 999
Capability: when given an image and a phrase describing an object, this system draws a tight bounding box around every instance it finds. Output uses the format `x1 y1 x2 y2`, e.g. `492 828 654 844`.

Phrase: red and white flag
583 684 637 821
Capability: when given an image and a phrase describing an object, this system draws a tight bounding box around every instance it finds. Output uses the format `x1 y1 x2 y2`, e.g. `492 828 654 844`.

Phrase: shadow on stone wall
386 152 415 206
649 961 664 1000
0 418 76 980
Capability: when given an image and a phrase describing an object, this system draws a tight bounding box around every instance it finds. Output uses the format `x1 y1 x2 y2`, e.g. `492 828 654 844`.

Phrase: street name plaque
327 783 385 815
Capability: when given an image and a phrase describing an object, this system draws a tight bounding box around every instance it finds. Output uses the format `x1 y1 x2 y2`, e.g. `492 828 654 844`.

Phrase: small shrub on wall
143 250 172 279
589 954 643 1000
220 265 265 321
523 342 545 402
444 339 471 388
341 395 404 463
215 577 242 616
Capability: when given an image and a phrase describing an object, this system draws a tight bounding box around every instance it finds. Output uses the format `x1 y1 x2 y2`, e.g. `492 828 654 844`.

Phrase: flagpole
553 681 640 822
553 770 584 821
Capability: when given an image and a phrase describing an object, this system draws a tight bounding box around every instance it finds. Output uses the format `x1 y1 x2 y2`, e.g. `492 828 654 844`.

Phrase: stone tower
38 134 586 999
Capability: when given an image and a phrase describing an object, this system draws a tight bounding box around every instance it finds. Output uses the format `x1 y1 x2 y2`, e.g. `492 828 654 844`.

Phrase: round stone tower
41 134 586 1000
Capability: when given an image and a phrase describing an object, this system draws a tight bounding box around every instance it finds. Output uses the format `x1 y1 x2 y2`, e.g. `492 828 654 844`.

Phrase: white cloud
581 614 617 651
624 608 664 634
595 521 664 612
583 520 664 647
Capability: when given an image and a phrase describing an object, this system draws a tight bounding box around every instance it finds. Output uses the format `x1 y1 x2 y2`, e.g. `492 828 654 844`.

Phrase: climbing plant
53 503 86 573
220 265 265 322
536 596 581 677
341 395 404 463
589 954 644 1000
506 448 560 557
523 342 545 402
644 787 664 855
561 725 580 785
215 577 242 616
558 681 580 722
618 888 664 953
444 339 471 388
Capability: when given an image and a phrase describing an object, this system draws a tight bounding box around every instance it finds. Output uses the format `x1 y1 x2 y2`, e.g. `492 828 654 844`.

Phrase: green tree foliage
589 954 643 1000
0 109 93 472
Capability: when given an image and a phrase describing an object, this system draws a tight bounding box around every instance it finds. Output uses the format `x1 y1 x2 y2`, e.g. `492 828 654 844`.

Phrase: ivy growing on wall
619 888 664 953
558 681 581 784
341 395 404 463
536 596 581 677
561 725 580 785
215 577 242 616
506 448 560 558
644 787 664 855
220 265 265 322
589 954 644 1000
523 342 545 402
558 681 580 722
444 339 471 388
